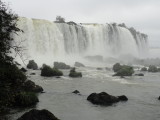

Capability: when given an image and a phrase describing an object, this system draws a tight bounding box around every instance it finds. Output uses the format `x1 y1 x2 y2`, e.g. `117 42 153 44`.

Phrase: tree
55 15 65 23
0 0 22 64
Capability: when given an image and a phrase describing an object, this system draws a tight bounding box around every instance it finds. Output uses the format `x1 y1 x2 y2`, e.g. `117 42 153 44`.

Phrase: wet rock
135 73 144 76
148 65 158 72
41 65 63 77
23 80 43 93
74 62 85 67
69 67 82 77
20 67 27 72
54 62 70 69
17 109 59 120
97 68 103 70
30 73 36 75
118 95 128 101
87 92 128 106
87 92 119 105
27 60 38 70
113 63 121 72
141 67 147 71
72 90 80 95
56 76 61 78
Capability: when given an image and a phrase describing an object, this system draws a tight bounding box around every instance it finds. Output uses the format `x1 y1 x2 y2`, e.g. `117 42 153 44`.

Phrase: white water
14 17 148 66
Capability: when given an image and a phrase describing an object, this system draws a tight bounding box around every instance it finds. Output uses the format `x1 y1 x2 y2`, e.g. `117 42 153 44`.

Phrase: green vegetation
27 60 38 70
69 67 82 77
14 92 39 107
148 65 158 72
113 63 134 76
0 0 41 114
54 62 70 69
41 64 63 77
141 67 147 71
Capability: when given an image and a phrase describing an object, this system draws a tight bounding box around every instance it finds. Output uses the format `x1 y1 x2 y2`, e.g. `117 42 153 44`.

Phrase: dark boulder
30 73 36 75
113 65 134 76
69 67 82 77
113 63 122 72
158 96 160 100
74 62 85 67
87 92 119 105
97 67 103 70
72 90 80 95
41 65 63 77
117 95 128 101
141 67 147 71
27 60 38 70
54 62 70 69
87 92 128 106
148 65 158 72
135 73 144 76
20 67 27 72
17 109 59 120
56 76 61 78
23 80 43 93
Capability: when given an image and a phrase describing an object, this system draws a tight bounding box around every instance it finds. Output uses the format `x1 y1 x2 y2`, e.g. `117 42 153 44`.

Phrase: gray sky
4 0 160 47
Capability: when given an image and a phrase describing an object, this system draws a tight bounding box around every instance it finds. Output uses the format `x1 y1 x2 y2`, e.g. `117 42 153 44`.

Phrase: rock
20 67 27 72
158 96 160 100
113 63 122 72
17 109 59 120
23 80 43 93
97 68 103 70
67 21 77 25
87 92 119 106
141 67 147 71
148 65 158 72
113 64 134 76
30 73 36 75
69 67 82 77
118 95 128 101
72 90 80 95
74 62 85 67
54 62 70 69
27 60 38 70
41 65 63 77
56 76 61 78
135 73 144 76
14 92 39 107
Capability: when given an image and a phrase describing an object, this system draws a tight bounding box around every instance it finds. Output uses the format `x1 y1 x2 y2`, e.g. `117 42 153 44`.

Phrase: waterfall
14 17 148 65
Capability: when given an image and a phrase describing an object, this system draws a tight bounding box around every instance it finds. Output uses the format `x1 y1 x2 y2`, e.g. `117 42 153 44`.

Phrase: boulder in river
69 67 82 77
27 60 38 70
74 62 85 67
87 92 128 106
54 62 70 69
72 90 81 95
17 109 59 120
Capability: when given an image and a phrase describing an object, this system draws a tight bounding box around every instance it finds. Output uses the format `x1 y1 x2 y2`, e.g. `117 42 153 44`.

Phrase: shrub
141 67 147 71
148 65 158 72
41 65 63 77
14 92 39 107
69 68 82 77
113 63 122 72
27 60 38 70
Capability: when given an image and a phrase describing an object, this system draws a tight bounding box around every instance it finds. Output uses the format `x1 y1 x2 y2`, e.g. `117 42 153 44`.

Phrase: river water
8 67 160 120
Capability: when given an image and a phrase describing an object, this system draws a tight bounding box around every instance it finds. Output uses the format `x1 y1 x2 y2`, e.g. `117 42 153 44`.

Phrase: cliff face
13 17 148 64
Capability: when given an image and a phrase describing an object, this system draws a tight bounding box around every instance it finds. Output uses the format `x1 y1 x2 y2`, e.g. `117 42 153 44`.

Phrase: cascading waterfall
14 17 148 65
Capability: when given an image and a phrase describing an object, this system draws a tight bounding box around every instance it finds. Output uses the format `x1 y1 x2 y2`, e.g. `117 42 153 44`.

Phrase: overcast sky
3 0 160 47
